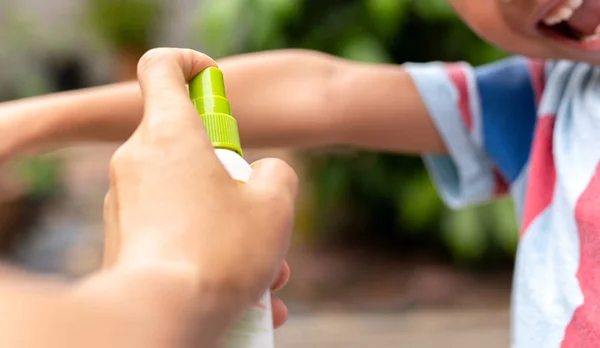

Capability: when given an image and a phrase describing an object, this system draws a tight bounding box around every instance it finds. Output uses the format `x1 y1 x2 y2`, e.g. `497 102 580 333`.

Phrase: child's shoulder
542 58 600 86
537 59 600 113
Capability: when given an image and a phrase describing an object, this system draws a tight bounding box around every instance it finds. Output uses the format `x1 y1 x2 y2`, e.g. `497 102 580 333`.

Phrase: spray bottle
189 67 274 348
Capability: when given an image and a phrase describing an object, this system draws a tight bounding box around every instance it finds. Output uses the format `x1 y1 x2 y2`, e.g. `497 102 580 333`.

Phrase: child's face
450 0 600 64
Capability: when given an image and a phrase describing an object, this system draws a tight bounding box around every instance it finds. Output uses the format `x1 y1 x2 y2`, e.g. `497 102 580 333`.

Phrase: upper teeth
543 0 584 25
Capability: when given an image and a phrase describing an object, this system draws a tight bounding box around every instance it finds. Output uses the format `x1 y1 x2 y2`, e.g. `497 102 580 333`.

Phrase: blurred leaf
442 208 487 263
197 0 248 56
257 0 301 22
397 174 443 231
413 0 455 21
249 0 282 49
86 0 164 51
364 0 409 37
340 34 390 62
15 156 62 198
488 198 519 256
313 159 351 211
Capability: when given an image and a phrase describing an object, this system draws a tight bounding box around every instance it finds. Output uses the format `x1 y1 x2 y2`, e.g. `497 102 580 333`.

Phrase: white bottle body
215 149 274 348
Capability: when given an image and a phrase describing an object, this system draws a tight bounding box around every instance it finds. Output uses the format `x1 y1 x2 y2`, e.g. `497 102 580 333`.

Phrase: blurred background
0 0 517 347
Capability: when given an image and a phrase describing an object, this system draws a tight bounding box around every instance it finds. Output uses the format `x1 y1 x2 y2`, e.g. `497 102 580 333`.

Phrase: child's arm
0 82 142 158
220 50 446 153
0 49 446 159
404 58 544 208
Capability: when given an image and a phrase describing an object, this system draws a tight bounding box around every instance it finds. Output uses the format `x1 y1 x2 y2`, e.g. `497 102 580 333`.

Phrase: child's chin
554 46 600 66
537 30 600 64
555 35 600 52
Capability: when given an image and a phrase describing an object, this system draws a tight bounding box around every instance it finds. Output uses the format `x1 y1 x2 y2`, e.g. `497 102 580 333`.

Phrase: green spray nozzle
189 67 243 156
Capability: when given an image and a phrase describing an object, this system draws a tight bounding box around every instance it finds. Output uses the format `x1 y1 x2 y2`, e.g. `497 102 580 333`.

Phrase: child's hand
102 48 297 339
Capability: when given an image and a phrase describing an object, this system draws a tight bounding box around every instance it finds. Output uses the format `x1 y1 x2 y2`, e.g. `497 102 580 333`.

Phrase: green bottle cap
189 67 243 156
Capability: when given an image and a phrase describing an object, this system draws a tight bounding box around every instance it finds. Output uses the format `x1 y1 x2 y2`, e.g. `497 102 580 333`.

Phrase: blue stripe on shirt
475 57 538 182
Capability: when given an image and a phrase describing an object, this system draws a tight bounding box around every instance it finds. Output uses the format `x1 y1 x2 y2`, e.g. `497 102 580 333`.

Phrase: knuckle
103 192 111 207
214 272 246 294
144 120 183 146
109 145 136 175
103 193 112 218
254 185 281 205
255 185 295 215
282 165 299 194
137 48 176 76
250 182 297 231
208 268 266 305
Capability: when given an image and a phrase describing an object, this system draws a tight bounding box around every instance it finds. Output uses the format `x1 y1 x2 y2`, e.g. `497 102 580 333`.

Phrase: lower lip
538 25 600 51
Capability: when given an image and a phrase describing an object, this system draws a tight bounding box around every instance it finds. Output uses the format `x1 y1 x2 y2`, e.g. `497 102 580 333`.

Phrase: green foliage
14 156 62 198
198 0 518 267
86 0 164 52
0 5 62 199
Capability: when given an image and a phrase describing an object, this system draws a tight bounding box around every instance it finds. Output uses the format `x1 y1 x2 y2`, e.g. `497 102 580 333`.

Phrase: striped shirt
406 58 600 347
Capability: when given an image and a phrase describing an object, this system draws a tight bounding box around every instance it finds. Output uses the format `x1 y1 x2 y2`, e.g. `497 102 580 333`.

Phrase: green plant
86 0 164 52
1 6 62 199
197 0 518 267
14 156 62 198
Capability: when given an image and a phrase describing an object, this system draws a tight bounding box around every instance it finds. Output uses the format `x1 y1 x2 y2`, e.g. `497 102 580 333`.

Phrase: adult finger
102 191 120 269
271 296 288 328
136 48 217 126
271 262 290 292
249 158 298 207
247 159 298 270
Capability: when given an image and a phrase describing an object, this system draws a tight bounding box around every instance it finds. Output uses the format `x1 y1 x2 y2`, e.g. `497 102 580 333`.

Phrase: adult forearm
0 267 237 348
0 275 131 348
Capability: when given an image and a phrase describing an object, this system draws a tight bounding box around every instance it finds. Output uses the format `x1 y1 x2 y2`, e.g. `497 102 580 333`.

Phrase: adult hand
101 48 297 344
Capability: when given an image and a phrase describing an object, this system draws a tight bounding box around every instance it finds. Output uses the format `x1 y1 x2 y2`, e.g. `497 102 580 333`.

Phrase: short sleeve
405 57 544 209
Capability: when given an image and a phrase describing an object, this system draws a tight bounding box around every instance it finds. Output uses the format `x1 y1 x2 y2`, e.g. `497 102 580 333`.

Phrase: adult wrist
74 264 244 348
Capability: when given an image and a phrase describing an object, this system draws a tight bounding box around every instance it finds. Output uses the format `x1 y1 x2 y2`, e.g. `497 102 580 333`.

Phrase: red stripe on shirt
521 115 556 237
528 60 546 107
561 162 600 347
445 64 473 132
493 168 510 197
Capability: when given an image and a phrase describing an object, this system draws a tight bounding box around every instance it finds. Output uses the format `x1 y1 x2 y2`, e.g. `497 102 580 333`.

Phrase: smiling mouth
540 21 588 41
537 0 600 44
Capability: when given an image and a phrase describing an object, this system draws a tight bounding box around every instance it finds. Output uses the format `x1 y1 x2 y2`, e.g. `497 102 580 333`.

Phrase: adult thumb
248 158 298 263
